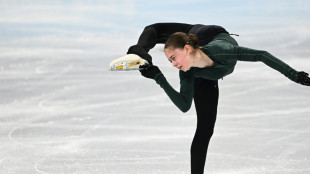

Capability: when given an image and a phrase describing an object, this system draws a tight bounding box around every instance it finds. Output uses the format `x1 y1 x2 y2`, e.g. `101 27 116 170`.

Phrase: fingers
139 64 151 70
297 71 310 86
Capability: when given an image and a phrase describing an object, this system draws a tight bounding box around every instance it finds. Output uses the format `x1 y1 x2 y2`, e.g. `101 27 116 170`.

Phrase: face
164 46 192 72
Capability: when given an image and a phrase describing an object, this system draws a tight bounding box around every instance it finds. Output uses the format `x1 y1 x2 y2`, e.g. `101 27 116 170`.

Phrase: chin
176 66 189 72
182 67 191 72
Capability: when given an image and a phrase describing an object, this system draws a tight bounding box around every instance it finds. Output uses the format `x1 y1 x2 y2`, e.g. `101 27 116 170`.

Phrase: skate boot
109 54 149 71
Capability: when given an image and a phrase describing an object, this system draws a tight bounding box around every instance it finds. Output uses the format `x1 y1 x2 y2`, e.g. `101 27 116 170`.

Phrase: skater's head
164 32 199 72
164 32 199 50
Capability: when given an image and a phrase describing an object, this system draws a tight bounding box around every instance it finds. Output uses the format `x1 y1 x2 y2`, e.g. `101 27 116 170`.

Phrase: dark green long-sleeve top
154 33 299 112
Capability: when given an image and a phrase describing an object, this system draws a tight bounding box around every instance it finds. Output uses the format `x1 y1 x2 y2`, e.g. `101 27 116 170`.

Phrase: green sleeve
154 69 195 113
235 46 298 82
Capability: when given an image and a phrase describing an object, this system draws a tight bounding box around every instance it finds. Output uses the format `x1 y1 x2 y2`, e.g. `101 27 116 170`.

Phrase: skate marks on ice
205 153 310 174
35 156 49 174
206 116 310 173
1 53 310 174
1 58 185 173
0 58 103 173
30 148 189 174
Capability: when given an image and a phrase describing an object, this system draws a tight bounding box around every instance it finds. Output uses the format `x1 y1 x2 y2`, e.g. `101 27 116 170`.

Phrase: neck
191 49 214 68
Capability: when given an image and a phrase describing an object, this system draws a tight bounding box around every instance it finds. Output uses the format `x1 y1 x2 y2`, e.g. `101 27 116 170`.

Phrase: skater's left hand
297 71 310 86
139 64 162 79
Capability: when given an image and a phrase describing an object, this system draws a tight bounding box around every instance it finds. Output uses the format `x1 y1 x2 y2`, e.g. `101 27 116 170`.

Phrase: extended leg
191 77 219 174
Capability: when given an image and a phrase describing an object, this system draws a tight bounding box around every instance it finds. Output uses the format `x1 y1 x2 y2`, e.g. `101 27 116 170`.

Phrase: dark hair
164 32 199 50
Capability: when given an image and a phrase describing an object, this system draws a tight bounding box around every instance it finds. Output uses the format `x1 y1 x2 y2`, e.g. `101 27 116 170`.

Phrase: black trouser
191 77 219 174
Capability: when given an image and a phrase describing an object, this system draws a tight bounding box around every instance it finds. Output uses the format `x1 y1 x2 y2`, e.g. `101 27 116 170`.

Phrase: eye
168 56 175 63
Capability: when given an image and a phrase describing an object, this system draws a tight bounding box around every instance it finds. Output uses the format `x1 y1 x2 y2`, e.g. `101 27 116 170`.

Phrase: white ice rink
1 1 310 174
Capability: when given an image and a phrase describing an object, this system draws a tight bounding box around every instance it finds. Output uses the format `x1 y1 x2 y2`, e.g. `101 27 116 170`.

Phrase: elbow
179 105 191 113
177 99 192 113
180 108 189 113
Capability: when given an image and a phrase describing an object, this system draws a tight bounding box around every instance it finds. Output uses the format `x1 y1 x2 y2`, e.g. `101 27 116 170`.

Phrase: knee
196 127 215 140
204 129 214 139
191 129 214 151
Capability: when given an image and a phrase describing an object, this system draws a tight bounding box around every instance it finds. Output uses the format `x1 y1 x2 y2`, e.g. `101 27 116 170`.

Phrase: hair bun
188 34 199 49
164 32 199 50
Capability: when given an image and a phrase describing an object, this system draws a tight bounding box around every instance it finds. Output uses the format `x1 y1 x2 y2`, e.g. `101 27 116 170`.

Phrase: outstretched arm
235 46 310 86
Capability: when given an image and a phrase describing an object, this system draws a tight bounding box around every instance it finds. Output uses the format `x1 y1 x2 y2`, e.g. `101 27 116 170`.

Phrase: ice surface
1 46 309 174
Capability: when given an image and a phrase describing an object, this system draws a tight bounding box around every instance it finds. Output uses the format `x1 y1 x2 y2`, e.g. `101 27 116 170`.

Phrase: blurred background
0 1 310 174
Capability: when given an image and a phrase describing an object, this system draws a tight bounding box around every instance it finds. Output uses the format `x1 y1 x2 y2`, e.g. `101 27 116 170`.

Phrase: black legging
192 77 219 174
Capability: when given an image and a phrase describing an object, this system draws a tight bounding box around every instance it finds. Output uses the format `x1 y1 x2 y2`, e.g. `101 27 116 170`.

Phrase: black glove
139 64 161 79
127 45 153 65
296 71 310 86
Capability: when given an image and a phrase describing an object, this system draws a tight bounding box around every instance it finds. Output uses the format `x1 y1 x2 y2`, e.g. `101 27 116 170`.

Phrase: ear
184 44 192 54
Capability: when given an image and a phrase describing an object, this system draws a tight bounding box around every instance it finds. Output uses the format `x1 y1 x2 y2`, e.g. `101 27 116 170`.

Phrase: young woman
139 31 309 112
126 23 310 174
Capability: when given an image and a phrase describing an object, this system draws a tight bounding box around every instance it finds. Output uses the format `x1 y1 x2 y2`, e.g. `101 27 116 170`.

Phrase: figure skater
126 23 310 174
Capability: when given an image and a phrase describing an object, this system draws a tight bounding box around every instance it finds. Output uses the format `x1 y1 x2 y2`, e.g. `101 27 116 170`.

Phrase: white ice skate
109 54 149 71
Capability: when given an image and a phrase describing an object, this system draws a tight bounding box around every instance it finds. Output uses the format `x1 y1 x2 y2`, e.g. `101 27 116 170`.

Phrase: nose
172 61 178 67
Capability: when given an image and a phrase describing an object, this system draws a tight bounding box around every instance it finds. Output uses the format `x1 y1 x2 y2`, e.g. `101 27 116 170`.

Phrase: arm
154 69 195 113
234 46 299 82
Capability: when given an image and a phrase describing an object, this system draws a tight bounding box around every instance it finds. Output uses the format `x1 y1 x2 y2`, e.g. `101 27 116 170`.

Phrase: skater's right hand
297 71 310 86
139 64 162 79
127 45 153 65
